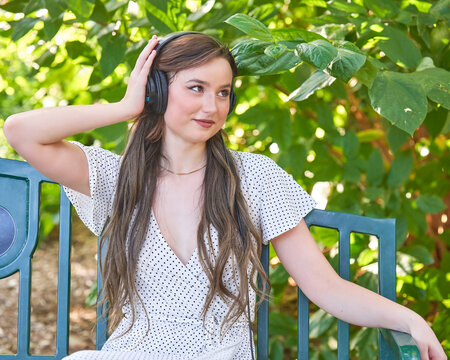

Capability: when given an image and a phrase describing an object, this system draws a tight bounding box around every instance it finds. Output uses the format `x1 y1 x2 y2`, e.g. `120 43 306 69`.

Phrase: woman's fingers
133 35 158 74
139 49 157 77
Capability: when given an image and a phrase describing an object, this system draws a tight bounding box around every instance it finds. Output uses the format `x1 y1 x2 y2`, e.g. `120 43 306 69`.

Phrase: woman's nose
202 93 217 113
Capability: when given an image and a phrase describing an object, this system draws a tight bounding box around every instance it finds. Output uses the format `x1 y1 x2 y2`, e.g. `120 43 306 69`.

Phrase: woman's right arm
3 35 159 197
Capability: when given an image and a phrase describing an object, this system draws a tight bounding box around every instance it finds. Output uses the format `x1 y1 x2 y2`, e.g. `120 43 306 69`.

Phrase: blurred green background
0 0 448 358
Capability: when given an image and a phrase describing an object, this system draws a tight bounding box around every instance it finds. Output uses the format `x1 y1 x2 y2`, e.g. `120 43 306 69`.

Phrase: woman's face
163 57 233 146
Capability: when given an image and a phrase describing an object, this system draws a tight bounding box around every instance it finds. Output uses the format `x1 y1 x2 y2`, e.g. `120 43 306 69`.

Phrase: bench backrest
0 158 396 359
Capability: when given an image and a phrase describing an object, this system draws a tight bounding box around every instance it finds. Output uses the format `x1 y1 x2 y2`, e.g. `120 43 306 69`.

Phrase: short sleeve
62 140 121 237
258 157 317 245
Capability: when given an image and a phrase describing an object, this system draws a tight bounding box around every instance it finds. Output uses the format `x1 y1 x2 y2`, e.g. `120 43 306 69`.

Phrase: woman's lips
194 119 214 128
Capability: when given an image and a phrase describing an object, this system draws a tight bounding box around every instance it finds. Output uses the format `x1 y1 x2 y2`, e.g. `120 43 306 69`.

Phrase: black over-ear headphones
145 31 237 116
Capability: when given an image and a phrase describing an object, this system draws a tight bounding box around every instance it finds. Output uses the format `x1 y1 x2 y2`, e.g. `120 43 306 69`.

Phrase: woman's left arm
271 219 447 360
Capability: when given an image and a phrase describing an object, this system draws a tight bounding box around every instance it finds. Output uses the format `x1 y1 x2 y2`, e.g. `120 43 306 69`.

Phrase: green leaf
90 0 111 23
366 148 384 186
269 311 297 336
1 0 30 13
329 0 367 15
231 39 300 76
225 13 273 41
309 309 335 338
369 71 427 135
99 33 127 79
270 264 290 285
287 70 336 101
65 40 95 60
11 17 40 41
145 2 178 33
387 150 413 188
356 271 378 292
429 0 450 21
350 328 378 359
66 0 95 19
24 0 45 15
415 195 446 213
264 43 287 59
411 67 450 109
343 130 359 159
327 41 366 82
271 28 325 42
104 0 128 13
378 27 422 69
356 129 384 142
358 249 377 266
364 0 400 18
386 123 410 153
35 49 56 68
269 340 284 360
355 57 379 88
401 245 435 265
44 0 67 18
43 14 63 41
296 39 338 70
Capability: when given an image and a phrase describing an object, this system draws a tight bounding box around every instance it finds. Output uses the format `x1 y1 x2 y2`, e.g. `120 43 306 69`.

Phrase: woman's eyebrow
186 79 232 88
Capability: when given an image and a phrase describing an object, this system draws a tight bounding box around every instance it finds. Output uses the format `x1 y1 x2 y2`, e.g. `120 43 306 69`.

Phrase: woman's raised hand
120 35 159 118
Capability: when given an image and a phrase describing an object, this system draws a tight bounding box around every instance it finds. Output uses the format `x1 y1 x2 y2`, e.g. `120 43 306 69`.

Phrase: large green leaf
225 13 273 41
327 41 366 82
65 0 95 19
296 39 337 70
369 71 428 135
231 39 300 75
415 195 446 214
287 70 336 101
378 27 422 69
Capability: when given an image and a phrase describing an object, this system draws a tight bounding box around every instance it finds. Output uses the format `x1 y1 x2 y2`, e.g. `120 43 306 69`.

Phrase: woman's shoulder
229 149 280 175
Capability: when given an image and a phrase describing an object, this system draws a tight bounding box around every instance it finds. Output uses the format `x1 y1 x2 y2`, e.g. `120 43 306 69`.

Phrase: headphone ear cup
146 69 169 115
228 89 236 115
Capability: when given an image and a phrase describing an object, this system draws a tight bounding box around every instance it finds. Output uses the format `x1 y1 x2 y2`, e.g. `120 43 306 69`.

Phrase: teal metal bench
0 157 420 359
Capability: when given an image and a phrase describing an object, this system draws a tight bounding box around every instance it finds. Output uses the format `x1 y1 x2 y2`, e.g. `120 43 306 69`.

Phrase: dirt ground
0 215 98 356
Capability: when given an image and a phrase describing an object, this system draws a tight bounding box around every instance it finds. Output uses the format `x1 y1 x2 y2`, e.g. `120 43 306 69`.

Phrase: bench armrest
380 328 421 360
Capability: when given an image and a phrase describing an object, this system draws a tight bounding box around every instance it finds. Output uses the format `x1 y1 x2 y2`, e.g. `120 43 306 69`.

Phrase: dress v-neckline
151 207 198 268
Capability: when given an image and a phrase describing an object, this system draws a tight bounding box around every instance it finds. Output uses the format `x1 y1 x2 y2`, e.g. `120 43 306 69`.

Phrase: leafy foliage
0 0 448 358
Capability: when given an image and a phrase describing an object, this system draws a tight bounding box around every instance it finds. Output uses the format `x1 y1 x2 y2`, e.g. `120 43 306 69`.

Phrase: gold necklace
160 163 206 175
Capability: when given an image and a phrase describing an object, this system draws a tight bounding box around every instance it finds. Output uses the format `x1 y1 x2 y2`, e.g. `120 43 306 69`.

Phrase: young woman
4 32 446 360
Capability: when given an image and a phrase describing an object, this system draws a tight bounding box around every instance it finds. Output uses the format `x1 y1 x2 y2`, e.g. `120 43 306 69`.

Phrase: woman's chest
152 177 203 265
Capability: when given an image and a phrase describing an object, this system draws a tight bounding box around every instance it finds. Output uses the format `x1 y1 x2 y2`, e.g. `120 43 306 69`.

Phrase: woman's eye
219 89 230 97
190 85 203 92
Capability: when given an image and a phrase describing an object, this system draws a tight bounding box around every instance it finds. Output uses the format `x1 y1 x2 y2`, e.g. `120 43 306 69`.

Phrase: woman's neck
161 139 207 174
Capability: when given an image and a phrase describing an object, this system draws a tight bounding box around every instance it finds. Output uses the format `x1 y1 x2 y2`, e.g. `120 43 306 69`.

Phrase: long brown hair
99 33 271 339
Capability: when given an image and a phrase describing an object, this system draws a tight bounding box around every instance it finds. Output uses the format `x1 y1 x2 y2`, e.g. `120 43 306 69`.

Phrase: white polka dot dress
62 140 317 360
